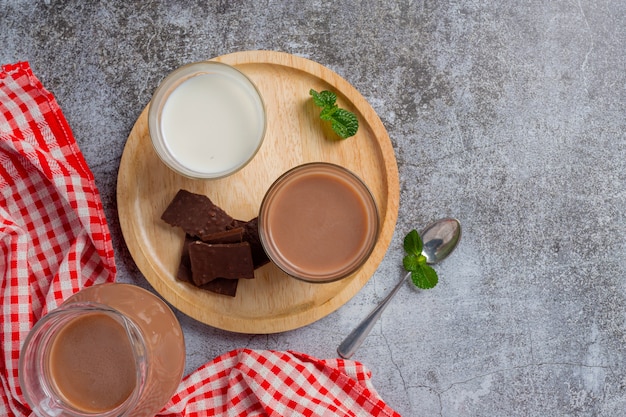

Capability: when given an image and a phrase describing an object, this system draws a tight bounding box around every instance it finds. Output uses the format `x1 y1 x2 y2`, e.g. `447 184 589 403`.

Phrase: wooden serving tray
117 50 399 333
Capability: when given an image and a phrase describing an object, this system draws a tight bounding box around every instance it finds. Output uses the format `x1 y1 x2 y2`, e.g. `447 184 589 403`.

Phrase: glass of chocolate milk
259 162 379 283
19 283 185 417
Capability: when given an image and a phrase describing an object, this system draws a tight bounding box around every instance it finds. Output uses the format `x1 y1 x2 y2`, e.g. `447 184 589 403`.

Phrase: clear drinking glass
19 283 185 417
19 302 147 417
258 162 379 283
148 61 267 179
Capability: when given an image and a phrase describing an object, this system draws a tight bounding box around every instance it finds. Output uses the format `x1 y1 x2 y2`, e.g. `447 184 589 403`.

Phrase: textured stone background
2 1 626 415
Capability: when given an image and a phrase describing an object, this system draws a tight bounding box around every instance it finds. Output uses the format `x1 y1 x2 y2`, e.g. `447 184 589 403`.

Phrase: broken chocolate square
200 278 239 297
201 227 244 244
161 189 233 239
188 241 255 286
176 234 195 283
231 217 270 268
164 189 270 298
176 228 245 289
176 234 243 297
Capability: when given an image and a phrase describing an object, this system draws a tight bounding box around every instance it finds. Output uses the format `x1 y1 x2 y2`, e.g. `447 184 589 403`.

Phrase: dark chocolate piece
188 241 255 286
176 234 195 283
176 235 240 297
228 219 246 229
238 217 270 268
200 278 239 297
177 228 244 284
201 227 244 244
165 189 267 298
161 189 233 239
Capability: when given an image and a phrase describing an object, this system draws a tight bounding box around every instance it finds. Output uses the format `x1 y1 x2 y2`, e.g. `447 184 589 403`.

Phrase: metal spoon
337 217 461 359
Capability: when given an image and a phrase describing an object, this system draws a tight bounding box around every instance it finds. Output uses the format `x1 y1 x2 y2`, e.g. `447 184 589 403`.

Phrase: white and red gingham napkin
0 62 401 417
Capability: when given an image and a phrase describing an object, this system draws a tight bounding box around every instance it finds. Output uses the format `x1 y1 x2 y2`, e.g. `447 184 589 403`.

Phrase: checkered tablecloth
0 62 401 417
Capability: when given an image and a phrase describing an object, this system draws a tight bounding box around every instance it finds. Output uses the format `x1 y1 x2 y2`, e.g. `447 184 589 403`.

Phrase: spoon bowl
421 217 462 264
337 217 461 359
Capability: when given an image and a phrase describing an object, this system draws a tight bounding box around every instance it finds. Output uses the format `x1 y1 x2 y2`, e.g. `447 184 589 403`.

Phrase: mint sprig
403 230 438 289
309 89 359 139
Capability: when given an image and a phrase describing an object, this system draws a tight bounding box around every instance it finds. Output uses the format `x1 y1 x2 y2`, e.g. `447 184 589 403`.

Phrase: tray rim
117 50 400 333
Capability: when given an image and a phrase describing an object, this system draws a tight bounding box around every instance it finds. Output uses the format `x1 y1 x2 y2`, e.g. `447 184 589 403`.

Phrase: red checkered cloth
161 349 401 417
0 62 401 417
0 62 117 416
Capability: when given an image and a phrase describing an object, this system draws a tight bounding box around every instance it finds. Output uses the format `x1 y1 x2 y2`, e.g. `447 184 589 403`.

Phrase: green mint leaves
309 89 359 139
403 230 439 289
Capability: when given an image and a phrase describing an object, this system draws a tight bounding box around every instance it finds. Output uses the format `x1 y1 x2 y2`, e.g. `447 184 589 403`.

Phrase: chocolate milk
269 173 369 271
62 284 186 417
260 163 379 282
49 313 138 412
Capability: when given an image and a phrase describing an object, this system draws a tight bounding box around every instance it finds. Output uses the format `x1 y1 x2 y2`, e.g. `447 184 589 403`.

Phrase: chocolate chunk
188 241 255 286
201 227 244 244
178 228 245 283
177 229 245 282
176 235 241 297
200 278 238 297
165 189 267 298
161 189 233 239
228 219 246 229
176 234 195 283
239 217 270 268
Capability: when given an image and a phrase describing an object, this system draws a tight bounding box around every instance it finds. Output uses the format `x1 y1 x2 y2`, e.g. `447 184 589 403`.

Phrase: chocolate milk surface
64 284 185 417
49 313 137 412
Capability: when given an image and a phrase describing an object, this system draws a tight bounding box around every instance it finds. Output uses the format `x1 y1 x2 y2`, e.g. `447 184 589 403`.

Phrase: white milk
160 70 265 177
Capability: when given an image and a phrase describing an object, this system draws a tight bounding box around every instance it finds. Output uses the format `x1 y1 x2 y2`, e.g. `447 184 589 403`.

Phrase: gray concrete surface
2 1 626 415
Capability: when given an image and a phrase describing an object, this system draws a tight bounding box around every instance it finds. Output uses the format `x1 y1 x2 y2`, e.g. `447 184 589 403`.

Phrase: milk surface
161 72 264 175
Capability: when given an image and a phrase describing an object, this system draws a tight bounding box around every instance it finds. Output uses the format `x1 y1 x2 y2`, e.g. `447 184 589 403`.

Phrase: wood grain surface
117 50 399 333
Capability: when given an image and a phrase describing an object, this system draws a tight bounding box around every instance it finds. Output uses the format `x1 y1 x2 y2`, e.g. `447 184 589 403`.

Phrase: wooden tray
117 50 399 333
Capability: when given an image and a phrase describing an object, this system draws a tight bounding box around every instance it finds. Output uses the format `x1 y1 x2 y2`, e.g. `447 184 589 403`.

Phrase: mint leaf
331 108 359 139
410 264 439 289
403 229 439 289
310 89 337 108
403 254 420 271
403 229 423 256
319 104 338 121
309 89 359 139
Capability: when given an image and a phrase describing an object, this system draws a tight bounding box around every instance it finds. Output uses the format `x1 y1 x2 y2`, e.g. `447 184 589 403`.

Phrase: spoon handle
337 272 411 359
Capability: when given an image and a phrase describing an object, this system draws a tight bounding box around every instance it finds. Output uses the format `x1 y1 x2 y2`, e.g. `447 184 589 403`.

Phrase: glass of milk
148 61 266 179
